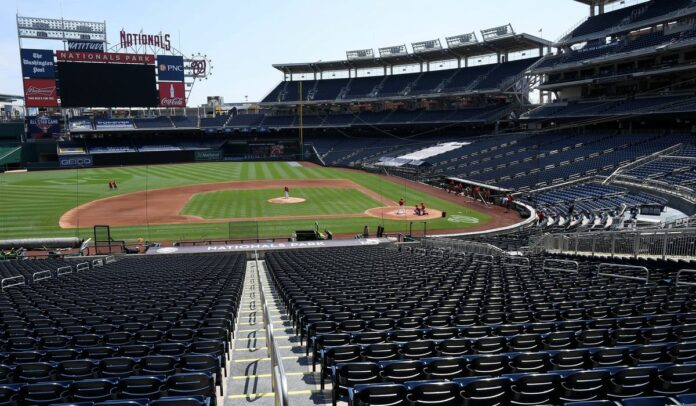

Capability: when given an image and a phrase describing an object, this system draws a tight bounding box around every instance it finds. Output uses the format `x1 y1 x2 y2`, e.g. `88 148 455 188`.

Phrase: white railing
542 258 580 273
254 251 289 406
676 269 696 286
92 259 104 268
56 266 73 277
473 254 495 264
76 262 90 272
597 263 650 284
612 177 696 203
539 227 696 260
422 237 507 257
1 275 25 290
502 256 531 268
32 270 52 283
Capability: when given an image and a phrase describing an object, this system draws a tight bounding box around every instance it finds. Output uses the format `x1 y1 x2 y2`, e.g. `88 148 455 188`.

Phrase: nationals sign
56 51 154 65
23 79 58 107
120 30 171 51
159 82 186 107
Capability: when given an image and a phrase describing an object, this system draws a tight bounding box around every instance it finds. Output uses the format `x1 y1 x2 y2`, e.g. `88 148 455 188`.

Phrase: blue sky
1 0 589 105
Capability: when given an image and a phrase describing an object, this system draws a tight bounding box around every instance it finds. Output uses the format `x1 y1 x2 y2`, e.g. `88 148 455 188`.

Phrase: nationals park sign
147 238 391 255
56 51 155 64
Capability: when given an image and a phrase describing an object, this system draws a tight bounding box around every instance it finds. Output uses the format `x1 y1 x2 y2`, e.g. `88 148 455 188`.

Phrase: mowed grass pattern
182 188 380 219
0 162 491 240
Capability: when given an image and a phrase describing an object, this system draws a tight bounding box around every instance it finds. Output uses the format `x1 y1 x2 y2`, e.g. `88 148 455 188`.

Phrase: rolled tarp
0 238 82 250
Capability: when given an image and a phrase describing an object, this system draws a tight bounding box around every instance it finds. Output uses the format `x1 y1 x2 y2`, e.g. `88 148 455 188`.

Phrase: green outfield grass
181 188 380 219
0 162 491 241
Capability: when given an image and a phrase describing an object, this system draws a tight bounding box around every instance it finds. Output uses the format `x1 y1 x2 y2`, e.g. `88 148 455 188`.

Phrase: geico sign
60 157 93 167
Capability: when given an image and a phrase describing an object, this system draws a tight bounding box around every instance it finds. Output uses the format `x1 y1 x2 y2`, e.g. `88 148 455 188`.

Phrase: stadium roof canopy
0 94 23 103
273 31 551 75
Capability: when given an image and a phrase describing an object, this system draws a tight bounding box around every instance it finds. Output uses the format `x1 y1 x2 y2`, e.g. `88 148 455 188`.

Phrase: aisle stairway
226 257 330 405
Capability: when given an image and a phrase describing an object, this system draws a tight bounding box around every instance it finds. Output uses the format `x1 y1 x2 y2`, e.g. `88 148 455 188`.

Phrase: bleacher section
170 116 199 128
266 246 696 406
526 95 695 119
0 253 243 406
538 28 696 71
522 181 666 230
561 0 696 43
133 117 174 129
615 143 696 193
262 58 540 104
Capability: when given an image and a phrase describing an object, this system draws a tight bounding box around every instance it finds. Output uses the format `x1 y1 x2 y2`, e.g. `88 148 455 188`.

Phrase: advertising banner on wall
67 41 105 52
20 49 55 78
59 155 94 168
27 115 61 139
56 51 154 64
159 82 186 107
23 79 58 107
194 150 223 161
156 55 184 81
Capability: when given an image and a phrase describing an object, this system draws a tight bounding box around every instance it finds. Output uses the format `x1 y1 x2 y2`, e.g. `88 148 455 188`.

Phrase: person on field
108 181 113 190
398 198 405 215
113 180 118 189
414 205 422 216
420 202 427 216
284 186 290 199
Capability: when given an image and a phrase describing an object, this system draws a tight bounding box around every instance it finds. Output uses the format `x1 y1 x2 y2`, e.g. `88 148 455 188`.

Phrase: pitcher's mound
268 197 306 204
365 206 443 221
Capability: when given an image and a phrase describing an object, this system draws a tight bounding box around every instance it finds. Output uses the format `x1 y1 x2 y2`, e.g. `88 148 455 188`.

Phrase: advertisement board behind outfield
23 79 58 107
20 49 55 78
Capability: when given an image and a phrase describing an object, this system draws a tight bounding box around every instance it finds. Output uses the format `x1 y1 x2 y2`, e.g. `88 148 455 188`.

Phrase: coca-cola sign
23 79 58 107
159 82 185 107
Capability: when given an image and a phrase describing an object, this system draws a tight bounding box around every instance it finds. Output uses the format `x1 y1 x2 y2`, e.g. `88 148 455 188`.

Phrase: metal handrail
76 262 90 272
92 259 103 268
32 270 52 282
676 269 696 286
598 263 650 284
56 266 73 276
254 251 289 406
542 258 579 273
1 275 25 290
503 256 531 268
473 254 494 264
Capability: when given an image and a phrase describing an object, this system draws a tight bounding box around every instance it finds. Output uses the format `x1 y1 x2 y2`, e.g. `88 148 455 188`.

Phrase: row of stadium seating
526 95 696 119
262 58 540 103
0 254 244 406
615 145 696 193
564 0 696 41
538 28 696 70
68 117 200 131
224 105 511 129
520 181 666 230
57 139 225 156
346 131 686 190
265 247 696 405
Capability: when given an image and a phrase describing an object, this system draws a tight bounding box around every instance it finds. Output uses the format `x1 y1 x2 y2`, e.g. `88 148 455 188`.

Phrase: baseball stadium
2 0 696 405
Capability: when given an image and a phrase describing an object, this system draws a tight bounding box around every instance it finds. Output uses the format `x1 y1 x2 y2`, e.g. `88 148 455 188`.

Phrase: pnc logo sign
156 55 184 81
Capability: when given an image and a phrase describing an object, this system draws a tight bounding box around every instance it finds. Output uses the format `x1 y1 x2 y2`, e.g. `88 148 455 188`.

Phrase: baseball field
0 161 513 242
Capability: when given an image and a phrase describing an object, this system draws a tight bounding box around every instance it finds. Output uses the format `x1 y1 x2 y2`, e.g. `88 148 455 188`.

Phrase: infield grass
0 162 491 241
181 188 380 219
